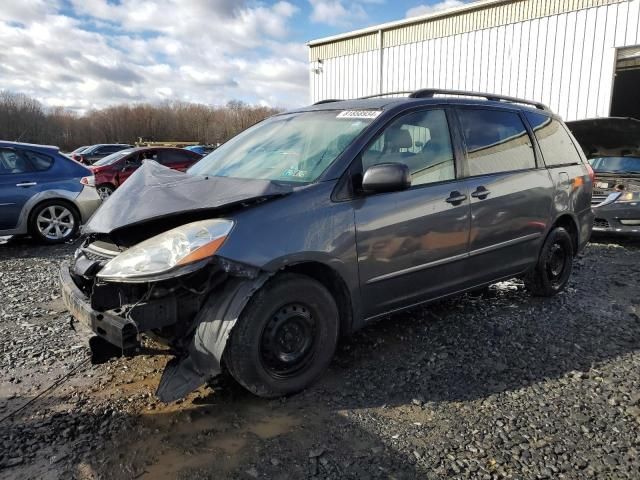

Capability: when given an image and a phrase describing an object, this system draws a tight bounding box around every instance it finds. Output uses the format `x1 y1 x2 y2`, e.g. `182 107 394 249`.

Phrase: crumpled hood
565 117 640 158
83 160 292 239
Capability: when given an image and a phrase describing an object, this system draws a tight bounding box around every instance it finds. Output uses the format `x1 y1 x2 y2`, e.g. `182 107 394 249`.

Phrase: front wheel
96 184 115 200
524 227 574 297
224 273 339 398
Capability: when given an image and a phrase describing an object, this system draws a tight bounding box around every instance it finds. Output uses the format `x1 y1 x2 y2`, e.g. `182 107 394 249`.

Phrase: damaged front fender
156 274 271 402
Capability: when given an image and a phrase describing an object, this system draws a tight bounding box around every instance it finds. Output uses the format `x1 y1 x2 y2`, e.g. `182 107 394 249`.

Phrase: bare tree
0 90 282 151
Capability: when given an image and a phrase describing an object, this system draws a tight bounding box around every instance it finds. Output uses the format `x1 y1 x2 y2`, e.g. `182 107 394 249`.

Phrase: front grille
593 218 610 229
82 249 112 262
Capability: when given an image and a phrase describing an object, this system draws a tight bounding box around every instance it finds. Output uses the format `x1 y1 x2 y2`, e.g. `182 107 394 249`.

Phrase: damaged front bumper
60 264 140 353
60 246 269 402
592 202 640 236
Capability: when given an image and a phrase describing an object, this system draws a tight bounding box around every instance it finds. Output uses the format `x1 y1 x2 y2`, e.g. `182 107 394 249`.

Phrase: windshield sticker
337 110 382 120
282 168 308 178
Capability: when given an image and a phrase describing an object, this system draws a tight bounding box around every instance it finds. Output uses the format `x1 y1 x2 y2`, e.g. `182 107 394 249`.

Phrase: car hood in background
565 117 640 158
83 160 292 241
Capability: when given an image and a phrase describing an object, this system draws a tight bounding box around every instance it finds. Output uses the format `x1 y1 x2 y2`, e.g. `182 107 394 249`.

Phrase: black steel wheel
260 303 318 378
525 227 574 297
224 273 339 398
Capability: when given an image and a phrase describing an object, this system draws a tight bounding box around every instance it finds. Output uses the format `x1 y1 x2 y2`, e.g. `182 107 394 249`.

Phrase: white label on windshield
337 110 381 119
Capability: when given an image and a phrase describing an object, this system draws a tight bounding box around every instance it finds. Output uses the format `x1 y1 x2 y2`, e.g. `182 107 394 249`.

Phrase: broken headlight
97 219 234 283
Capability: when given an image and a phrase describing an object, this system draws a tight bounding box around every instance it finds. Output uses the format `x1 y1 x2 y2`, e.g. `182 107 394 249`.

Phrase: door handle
445 191 467 205
471 186 491 199
16 182 37 187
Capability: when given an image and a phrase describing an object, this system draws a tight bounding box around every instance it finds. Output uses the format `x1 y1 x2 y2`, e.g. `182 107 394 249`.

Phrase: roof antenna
15 128 28 142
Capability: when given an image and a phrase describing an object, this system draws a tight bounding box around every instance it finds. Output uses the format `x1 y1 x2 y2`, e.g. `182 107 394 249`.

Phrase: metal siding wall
310 0 640 121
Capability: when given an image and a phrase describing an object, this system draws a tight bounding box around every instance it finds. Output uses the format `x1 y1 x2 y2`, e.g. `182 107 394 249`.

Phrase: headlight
97 219 234 282
615 191 640 203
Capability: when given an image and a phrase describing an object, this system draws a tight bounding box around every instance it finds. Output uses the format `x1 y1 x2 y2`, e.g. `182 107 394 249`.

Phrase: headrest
386 128 413 149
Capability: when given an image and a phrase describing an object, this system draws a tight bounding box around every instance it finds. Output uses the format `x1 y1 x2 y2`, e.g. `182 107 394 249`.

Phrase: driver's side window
362 109 456 186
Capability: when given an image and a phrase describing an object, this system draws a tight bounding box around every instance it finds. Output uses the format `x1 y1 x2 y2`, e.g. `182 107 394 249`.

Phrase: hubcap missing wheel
260 303 317 377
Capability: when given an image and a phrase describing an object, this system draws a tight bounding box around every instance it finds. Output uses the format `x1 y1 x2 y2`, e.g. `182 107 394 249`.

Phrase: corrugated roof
309 0 628 61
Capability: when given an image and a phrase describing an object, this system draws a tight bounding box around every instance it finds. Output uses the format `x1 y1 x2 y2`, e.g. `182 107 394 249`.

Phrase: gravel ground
0 236 639 479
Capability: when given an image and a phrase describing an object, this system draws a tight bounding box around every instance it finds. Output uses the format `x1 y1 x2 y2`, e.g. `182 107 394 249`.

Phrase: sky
0 0 470 112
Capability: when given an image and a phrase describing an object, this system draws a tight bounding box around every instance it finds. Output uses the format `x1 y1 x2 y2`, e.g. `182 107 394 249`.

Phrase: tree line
0 91 281 151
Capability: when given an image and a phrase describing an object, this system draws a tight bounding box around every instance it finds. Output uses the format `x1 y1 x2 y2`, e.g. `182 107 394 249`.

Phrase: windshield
188 110 378 183
589 156 640 174
93 150 132 166
71 146 89 154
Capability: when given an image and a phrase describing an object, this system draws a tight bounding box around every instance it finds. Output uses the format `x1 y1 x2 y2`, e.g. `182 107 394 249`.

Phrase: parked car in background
89 147 202 199
75 144 132 165
0 141 101 243
184 145 214 156
68 145 90 158
566 117 640 236
61 90 594 402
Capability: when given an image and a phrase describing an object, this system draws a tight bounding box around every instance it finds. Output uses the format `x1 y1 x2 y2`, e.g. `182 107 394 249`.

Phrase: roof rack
313 99 343 105
358 91 415 100
408 89 550 111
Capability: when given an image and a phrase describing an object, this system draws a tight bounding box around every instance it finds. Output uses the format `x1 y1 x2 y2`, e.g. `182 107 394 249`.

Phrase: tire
224 273 340 398
96 184 115 200
28 200 80 244
524 227 574 297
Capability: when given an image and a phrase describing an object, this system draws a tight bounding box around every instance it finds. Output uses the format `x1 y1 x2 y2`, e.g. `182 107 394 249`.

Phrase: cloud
0 1 309 112
406 0 467 18
308 0 368 27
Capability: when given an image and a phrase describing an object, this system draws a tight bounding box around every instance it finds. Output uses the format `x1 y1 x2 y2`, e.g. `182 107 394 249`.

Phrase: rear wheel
96 184 115 200
224 273 339 398
524 227 574 297
28 200 79 244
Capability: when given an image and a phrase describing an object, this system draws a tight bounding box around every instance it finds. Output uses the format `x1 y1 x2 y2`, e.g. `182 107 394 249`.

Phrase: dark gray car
60 90 594 401
76 144 132 165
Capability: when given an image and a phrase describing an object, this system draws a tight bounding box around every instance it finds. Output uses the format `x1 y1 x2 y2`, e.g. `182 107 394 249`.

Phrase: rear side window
139 150 158 162
22 150 54 171
0 149 32 174
525 112 581 167
97 145 122 155
159 150 192 165
458 109 536 176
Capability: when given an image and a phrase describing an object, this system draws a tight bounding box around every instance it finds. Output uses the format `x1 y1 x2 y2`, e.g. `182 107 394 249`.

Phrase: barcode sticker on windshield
337 110 381 119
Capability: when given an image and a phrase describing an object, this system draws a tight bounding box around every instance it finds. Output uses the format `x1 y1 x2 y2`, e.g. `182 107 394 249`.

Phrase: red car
89 147 202 199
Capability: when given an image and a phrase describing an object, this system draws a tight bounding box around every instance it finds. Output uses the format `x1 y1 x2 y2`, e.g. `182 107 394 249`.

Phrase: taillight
80 175 95 186
586 163 595 183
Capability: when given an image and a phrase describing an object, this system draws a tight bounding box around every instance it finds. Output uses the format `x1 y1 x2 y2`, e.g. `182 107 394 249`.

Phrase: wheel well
28 198 80 232
553 215 579 255
281 262 353 337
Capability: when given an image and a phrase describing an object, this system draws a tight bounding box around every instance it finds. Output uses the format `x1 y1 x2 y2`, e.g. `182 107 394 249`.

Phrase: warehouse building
308 0 640 121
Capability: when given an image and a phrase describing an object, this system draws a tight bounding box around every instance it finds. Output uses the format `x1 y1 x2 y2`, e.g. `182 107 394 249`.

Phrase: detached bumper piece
60 264 140 354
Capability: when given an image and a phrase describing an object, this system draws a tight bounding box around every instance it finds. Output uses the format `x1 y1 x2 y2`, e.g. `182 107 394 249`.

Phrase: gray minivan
60 90 594 401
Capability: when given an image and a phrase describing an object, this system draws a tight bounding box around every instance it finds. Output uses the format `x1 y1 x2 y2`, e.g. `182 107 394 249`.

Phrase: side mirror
362 163 411 194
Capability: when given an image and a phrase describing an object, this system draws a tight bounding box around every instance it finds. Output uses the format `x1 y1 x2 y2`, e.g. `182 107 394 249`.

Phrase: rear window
458 109 536 176
525 112 582 167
